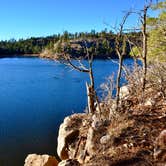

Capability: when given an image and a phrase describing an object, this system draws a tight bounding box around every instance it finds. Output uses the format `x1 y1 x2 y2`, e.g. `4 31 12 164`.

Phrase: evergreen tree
147 0 166 62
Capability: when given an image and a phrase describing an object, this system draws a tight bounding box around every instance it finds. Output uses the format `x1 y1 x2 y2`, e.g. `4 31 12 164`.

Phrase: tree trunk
86 82 95 114
89 67 94 90
86 60 96 113
142 7 148 92
115 56 123 111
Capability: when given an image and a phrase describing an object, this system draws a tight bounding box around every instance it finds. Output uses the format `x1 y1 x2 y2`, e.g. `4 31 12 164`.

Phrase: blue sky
0 0 160 40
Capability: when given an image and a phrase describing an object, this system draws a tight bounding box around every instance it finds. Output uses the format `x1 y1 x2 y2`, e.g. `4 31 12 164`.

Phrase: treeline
0 36 59 56
42 30 142 59
0 30 141 58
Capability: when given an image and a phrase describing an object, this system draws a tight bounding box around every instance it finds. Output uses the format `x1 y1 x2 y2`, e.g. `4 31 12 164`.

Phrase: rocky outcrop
56 109 112 165
57 113 88 160
24 154 58 166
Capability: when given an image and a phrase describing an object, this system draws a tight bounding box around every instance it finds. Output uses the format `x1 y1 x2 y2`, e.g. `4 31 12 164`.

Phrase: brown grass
84 62 166 165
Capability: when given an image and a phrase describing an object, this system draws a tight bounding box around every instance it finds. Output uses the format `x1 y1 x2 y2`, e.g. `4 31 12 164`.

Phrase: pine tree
147 0 166 62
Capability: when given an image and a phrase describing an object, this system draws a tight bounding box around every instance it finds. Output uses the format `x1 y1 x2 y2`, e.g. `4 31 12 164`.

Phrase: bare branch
125 35 142 56
119 12 131 34
111 59 130 76
66 59 89 73
114 11 131 112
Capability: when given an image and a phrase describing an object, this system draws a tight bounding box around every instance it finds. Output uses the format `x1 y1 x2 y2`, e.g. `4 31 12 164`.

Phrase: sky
0 0 160 40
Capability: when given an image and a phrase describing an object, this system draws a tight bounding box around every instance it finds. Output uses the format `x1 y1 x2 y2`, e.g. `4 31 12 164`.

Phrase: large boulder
24 154 58 166
57 113 86 160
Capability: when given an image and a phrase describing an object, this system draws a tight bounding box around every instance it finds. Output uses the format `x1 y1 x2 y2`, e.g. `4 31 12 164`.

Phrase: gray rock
119 85 130 99
100 135 111 144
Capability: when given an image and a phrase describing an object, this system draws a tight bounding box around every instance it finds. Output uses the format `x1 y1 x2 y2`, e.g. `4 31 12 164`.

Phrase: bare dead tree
57 41 100 114
85 44 96 114
126 0 153 92
141 0 153 92
121 0 158 101
114 12 130 111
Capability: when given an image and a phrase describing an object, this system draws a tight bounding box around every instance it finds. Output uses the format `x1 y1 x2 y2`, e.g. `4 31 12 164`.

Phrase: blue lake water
0 57 134 166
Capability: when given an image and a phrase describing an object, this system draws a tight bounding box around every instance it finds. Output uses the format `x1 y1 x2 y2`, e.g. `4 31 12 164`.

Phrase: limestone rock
58 159 80 166
154 130 166 161
119 85 129 99
100 135 111 144
24 154 58 166
144 98 155 106
85 127 95 156
57 113 86 160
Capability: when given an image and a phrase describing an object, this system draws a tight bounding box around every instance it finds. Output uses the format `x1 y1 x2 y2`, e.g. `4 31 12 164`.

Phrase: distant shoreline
0 53 133 61
0 54 39 58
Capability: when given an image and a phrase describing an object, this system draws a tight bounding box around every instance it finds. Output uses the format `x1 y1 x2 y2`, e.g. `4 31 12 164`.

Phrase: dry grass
63 62 166 165
84 62 166 165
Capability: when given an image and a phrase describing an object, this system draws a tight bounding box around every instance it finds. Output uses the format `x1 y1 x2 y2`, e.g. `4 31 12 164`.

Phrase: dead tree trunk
88 67 95 113
115 55 123 111
114 13 130 112
125 0 152 93
59 42 97 114
140 0 153 92
142 6 148 92
86 82 95 114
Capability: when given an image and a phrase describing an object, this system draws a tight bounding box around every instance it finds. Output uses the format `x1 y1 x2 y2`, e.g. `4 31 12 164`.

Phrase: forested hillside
0 30 141 59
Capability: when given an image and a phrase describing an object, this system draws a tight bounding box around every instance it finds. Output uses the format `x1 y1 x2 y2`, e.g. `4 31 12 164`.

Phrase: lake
0 57 133 166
